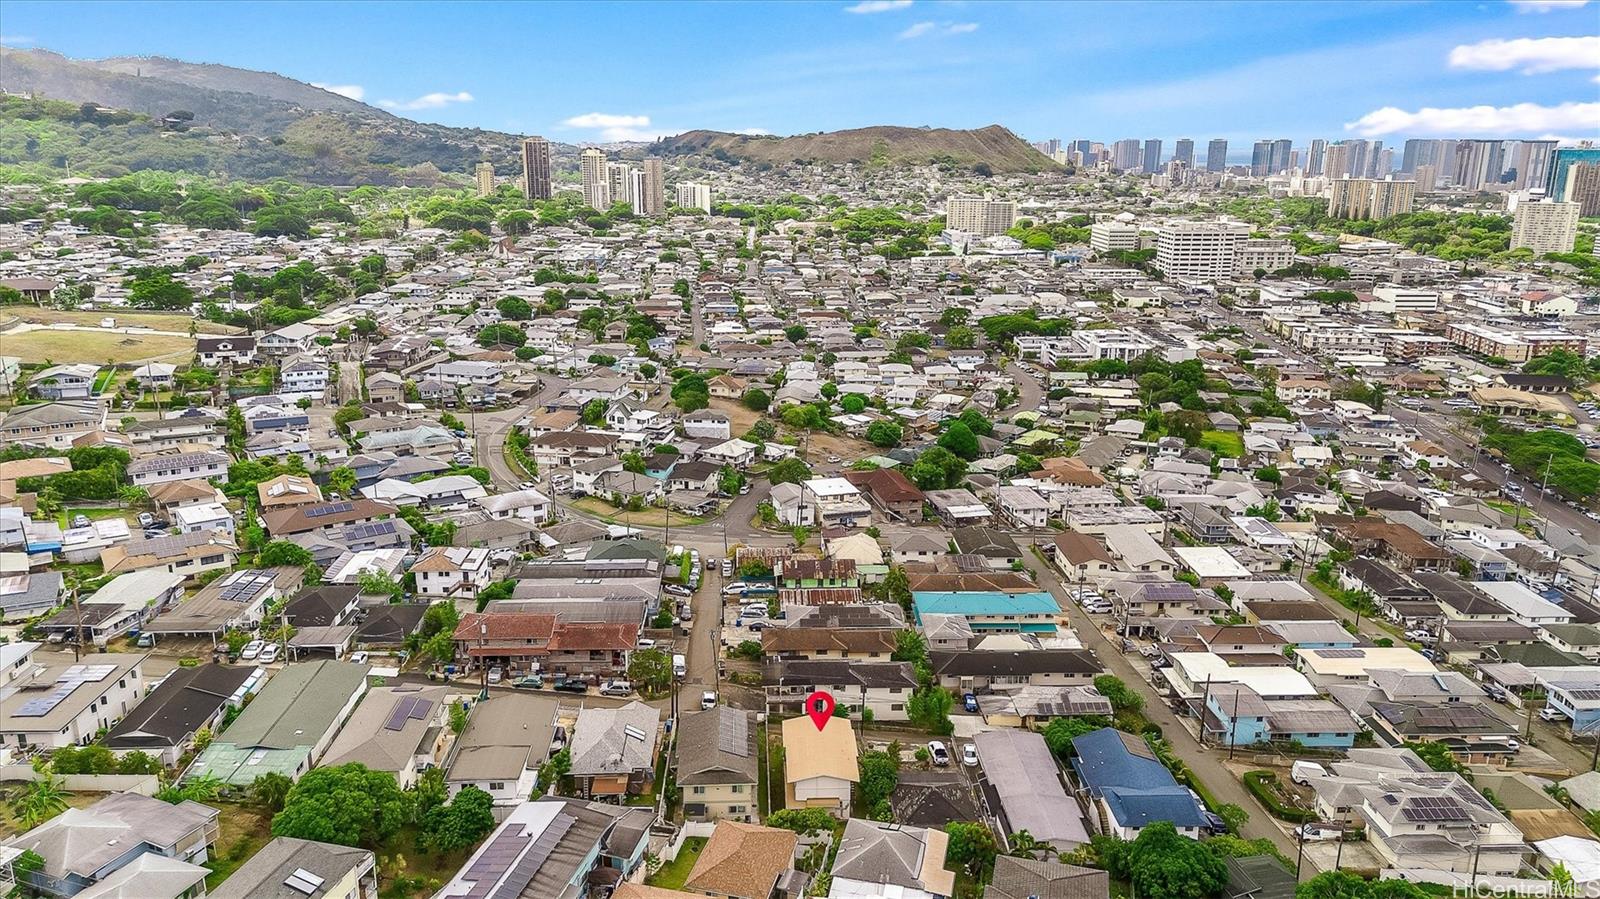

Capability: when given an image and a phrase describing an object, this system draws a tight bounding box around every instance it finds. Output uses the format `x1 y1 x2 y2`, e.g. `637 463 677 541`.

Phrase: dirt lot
2 329 195 364
1 308 240 335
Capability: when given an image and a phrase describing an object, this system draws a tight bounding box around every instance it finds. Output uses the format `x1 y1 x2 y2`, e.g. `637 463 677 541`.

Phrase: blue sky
3 0 1597 146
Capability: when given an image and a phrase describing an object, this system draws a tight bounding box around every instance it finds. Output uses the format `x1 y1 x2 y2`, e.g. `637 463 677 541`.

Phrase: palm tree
1008 829 1046 859
250 772 292 811
16 769 67 829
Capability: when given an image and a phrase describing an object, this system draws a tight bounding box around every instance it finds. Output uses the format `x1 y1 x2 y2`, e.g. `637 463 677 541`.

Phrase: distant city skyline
2 0 1596 146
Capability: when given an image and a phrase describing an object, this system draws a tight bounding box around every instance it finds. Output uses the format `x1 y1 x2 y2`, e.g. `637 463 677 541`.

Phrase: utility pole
1198 675 1213 748
1228 686 1241 760
69 582 82 662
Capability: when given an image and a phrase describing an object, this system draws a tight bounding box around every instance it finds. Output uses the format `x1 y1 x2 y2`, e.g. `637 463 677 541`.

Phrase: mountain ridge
652 124 1057 173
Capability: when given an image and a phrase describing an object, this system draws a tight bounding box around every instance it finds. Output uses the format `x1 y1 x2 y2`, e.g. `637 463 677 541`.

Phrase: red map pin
804 690 836 731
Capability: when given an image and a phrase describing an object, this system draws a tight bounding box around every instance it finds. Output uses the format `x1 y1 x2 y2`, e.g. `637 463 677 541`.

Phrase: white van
672 653 687 678
1291 760 1328 785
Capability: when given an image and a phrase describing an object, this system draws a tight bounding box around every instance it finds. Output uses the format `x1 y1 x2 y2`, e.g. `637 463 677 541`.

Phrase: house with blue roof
1069 727 1208 840
911 591 1060 634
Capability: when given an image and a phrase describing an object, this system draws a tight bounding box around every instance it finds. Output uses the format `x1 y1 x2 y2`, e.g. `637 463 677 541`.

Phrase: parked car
512 674 544 689
1484 685 1508 702
739 482 751 495
927 741 951 766
553 678 589 693
600 680 633 696
664 583 692 598
960 743 979 767
258 644 280 664
637 638 657 649
721 559 734 577
349 651 369 665
137 512 156 528
240 640 264 660
701 691 718 710
1291 761 1328 785
70 514 91 529
723 583 749 596
963 692 979 713
1540 706 1569 722
1296 824 1341 842
487 665 503 684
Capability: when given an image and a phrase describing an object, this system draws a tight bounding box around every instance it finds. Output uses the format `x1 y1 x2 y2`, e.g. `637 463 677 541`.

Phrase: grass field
1200 429 1245 458
646 836 706 890
1 308 240 335
203 802 274 890
5 329 194 364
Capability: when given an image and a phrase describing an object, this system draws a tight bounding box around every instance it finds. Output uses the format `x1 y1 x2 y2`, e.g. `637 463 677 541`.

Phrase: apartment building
1328 179 1416 220
1445 322 1587 364
947 196 1019 237
1154 219 1250 279
1510 200 1579 255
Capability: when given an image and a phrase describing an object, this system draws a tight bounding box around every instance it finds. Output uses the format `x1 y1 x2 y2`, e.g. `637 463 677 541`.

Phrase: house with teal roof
911 591 1060 633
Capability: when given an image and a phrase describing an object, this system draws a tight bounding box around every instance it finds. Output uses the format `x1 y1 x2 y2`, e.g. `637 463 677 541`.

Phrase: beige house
683 821 799 899
677 707 759 823
781 715 857 814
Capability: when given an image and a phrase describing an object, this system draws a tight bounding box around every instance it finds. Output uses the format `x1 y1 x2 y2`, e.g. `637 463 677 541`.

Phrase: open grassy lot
646 836 706 890
1 308 239 334
5 329 194 364
203 801 275 890
0 788 108 837
1200 429 1245 458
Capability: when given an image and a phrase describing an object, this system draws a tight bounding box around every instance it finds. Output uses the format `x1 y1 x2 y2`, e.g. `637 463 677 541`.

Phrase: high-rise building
1548 148 1600 215
1308 139 1327 177
1454 139 1504 192
1270 139 1293 174
1205 139 1228 173
1346 139 1377 179
520 136 552 201
1251 141 1273 177
1414 164 1439 192
1033 138 1061 157
1328 178 1416 220
675 182 712 213
637 157 665 217
607 162 636 209
1174 139 1194 167
1401 139 1428 174
1510 140 1557 191
579 148 610 211
1324 143 1350 179
1112 139 1142 171
946 196 1019 236
1375 148 1394 177
629 170 648 216
1143 139 1163 172
1511 199 1580 254
1154 219 1251 279
1090 214 1142 253
474 162 495 198
1072 140 1094 162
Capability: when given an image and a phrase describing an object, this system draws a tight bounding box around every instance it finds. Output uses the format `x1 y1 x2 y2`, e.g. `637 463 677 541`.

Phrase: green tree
495 295 533 320
271 763 414 848
768 457 812 486
743 388 771 411
250 772 293 811
908 446 967 490
944 821 1000 881
865 420 902 448
326 466 357 496
258 540 314 568
476 323 526 348
840 393 868 414
628 648 673 693
16 768 67 829
937 421 980 460
1041 716 1112 756
581 398 609 426
858 749 900 820
767 807 838 834
1124 821 1228 899
421 785 496 852
883 566 912 613
1093 675 1144 713
115 751 162 775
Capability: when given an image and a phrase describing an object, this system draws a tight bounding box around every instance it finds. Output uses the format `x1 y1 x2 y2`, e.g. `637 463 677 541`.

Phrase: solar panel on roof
385 695 419 731
1402 796 1470 823
1316 649 1367 658
457 828 533 899
306 501 354 518
488 814 573 899
408 698 432 721
717 711 751 757
1568 689 1600 701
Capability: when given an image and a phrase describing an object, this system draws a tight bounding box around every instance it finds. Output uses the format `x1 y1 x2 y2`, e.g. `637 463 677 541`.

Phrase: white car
487 665 503 684
1296 824 1340 842
1540 706 1569 722
960 743 979 767
258 644 280 664
701 691 718 710
637 638 657 649
349 651 369 665
240 640 264 660
927 741 951 766
723 583 749 596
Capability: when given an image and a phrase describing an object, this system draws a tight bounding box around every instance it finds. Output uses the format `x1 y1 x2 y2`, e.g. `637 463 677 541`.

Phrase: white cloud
845 0 912 12
0 35 35 45
311 82 366 101
1508 0 1589 11
898 20 978 39
378 91 474 111
734 127 772 135
561 112 670 141
1344 100 1600 136
1448 36 1600 74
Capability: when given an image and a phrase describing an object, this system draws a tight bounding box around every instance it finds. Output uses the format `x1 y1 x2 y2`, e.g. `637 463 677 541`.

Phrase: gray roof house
210 836 376 899
185 659 369 785
2 792 219 898
569 700 659 799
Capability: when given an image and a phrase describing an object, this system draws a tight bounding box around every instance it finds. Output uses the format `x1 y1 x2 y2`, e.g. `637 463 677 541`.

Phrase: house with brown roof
683 821 799 899
1050 530 1118 585
262 497 397 539
256 473 323 510
843 467 925 521
1320 515 1453 572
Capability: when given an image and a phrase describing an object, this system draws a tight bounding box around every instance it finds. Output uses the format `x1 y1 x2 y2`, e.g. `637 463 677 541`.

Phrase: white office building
675 182 712 213
1154 219 1250 279
1090 214 1141 253
946 196 1018 237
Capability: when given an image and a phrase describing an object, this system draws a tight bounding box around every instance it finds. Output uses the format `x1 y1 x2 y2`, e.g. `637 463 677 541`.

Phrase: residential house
973 728 1092 853
444 693 558 805
1 792 219 899
319 685 451 788
209 837 376 899
104 663 255 767
781 714 858 815
0 647 146 750
185 659 369 785
1070 728 1208 840
677 707 760 823
569 701 659 800
682 821 800 899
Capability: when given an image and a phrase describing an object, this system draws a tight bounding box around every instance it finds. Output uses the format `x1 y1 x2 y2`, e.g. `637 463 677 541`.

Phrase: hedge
1243 770 1316 823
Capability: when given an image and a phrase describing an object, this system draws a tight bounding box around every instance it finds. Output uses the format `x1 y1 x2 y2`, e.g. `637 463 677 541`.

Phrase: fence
656 820 716 863
0 765 159 795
